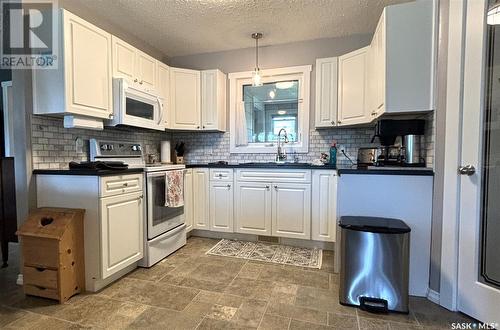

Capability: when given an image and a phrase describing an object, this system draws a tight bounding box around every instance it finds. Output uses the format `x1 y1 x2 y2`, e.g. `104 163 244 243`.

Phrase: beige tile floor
0 237 476 329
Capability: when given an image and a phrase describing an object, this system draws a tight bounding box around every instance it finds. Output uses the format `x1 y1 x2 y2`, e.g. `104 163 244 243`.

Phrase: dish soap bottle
329 141 337 166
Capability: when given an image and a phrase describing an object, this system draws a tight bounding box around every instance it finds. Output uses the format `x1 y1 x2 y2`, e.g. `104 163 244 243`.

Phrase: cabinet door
193 168 209 229
235 182 272 235
272 183 311 240
112 36 136 83
374 12 386 117
184 169 194 232
201 70 226 131
311 171 337 242
315 57 338 128
63 11 113 119
170 68 201 130
210 181 234 232
137 51 157 92
337 46 371 126
157 62 170 100
100 191 144 279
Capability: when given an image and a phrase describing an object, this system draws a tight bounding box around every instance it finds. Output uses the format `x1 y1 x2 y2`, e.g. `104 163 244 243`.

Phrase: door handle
458 165 476 176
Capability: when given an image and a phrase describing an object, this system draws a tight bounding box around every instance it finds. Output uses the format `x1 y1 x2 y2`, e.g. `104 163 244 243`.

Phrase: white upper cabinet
337 47 370 126
201 69 227 131
33 10 113 120
111 36 157 93
157 62 170 127
169 68 226 131
169 67 201 130
315 57 338 128
368 1 435 116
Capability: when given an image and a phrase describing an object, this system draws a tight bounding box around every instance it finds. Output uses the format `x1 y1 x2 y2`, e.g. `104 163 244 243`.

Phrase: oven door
113 78 164 131
146 171 185 240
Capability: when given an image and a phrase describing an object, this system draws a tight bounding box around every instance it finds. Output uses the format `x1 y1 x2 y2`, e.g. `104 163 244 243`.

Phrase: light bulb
252 69 262 87
269 90 276 99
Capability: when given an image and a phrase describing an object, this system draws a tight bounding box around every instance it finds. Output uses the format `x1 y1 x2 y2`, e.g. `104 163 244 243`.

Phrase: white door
63 11 113 119
112 36 136 83
183 169 194 232
457 0 500 323
337 47 371 126
209 181 234 232
136 51 157 92
170 68 201 130
311 170 337 242
315 57 338 128
235 182 272 235
271 183 311 239
100 191 144 278
193 168 209 229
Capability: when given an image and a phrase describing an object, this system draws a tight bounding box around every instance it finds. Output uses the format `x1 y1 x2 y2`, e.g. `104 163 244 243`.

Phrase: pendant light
488 2 500 25
251 32 263 86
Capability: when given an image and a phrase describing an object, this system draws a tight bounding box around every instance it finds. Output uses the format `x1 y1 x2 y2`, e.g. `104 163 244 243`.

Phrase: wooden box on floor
16 208 85 303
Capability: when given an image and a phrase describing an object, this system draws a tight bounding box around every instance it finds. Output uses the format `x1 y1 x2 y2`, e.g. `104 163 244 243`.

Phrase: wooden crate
17 208 85 303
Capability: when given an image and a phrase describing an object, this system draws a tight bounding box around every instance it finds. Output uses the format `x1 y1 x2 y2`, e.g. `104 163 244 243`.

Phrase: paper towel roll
161 141 171 163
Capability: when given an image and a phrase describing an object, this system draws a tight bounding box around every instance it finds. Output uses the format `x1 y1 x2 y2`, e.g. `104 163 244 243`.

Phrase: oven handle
157 96 164 126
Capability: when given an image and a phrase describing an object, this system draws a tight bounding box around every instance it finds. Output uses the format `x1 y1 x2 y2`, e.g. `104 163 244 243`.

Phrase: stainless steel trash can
339 216 410 313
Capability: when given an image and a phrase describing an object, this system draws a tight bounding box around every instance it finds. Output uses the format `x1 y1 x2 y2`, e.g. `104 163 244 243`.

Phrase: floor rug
206 239 322 269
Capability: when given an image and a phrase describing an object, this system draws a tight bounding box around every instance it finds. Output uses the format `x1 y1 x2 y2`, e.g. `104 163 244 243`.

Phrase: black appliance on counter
369 119 426 167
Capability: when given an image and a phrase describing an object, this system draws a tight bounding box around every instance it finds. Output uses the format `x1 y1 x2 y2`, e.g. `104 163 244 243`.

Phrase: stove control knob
100 144 108 151
108 144 114 151
132 145 142 152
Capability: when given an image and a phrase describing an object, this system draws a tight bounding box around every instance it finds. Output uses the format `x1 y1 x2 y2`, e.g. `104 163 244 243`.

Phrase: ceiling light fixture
269 90 276 99
251 32 263 87
278 110 287 115
488 3 500 25
276 81 294 90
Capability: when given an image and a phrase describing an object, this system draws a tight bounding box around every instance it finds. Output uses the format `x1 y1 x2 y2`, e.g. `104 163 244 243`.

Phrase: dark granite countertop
185 163 434 176
33 168 144 176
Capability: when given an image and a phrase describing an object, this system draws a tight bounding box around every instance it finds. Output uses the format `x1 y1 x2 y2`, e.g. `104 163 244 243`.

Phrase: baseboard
190 230 335 251
16 274 23 286
427 288 440 304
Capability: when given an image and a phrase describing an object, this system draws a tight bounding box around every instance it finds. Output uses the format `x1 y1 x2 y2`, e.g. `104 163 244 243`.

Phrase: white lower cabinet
272 183 311 240
235 182 272 235
184 169 194 232
311 170 338 242
100 191 144 279
209 182 233 232
193 168 210 229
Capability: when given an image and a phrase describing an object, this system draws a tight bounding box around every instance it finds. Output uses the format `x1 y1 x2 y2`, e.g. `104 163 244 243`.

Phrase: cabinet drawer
22 236 59 268
23 266 58 289
209 169 233 182
100 174 143 197
236 169 311 183
24 284 59 300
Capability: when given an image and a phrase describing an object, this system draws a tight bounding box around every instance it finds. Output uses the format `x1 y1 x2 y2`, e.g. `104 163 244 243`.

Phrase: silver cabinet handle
134 78 138 82
458 165 476 176
371 111 377 116
331 120 335 125
265 185 270 190
274 185 278 191
227 184 231 189
123 182 129 187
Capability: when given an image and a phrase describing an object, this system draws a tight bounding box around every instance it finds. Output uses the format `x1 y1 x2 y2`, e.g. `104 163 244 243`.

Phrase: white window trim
228 65 311 154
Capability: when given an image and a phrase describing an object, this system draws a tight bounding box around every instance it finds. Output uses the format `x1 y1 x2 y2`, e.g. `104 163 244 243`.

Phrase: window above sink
229 65 312 154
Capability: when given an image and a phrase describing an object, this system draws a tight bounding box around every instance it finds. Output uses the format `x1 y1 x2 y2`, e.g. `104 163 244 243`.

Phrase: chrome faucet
275 128 289 163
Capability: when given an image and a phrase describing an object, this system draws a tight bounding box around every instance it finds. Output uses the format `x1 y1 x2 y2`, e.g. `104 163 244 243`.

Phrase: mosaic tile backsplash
31 113 434 170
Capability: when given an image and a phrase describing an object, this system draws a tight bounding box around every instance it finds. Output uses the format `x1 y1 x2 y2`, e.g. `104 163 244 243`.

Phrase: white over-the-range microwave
107 78 164 131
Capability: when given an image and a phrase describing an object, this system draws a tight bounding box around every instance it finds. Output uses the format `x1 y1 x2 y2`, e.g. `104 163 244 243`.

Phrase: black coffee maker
372 119 426 167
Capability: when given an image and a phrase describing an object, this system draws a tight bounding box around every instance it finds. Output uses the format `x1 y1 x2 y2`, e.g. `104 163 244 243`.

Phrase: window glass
242 80 299 143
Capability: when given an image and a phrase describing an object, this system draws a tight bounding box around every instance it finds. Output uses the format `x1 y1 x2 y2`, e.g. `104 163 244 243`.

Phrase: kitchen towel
165 170 184 208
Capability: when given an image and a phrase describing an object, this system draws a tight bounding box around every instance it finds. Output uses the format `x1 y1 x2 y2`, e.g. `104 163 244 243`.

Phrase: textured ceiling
68 0 411 58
